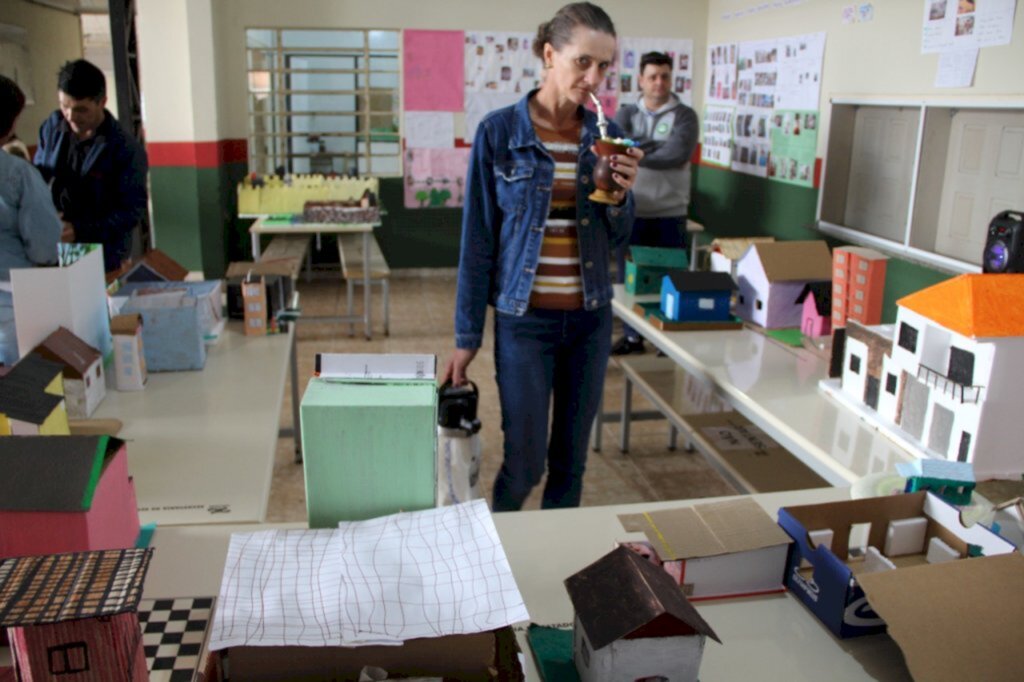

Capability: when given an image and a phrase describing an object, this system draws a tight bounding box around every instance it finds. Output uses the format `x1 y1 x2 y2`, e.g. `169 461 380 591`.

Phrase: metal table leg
362 229 372 340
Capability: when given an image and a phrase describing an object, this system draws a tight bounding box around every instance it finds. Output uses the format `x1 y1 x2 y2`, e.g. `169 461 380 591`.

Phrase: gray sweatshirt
614 93 699 218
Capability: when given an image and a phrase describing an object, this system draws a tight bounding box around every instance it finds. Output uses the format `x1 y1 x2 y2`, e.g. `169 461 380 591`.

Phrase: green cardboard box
300 354 437 527
624 246 689 295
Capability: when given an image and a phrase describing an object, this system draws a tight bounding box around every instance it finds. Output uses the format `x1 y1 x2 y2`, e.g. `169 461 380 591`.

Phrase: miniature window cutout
856 274 866 284
95 365 101 378
835 283 844 295
849 355 862 374
85 375 91 387
855 289 865 300
848 522 871 558
859 260 869 271
948 347 975 386
698 297 715 310
756 299 763 310
48 642 89 675
864 376 880 410
835 267 845 278
836 253 846 264
853 304 863 314
739 295 746 304
957 431 972 462
898 322 918 352
885 373 898 394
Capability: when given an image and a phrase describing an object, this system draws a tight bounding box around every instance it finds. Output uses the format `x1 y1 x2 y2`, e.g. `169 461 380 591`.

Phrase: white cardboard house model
835 274 1024 479
734 241 832 329
565 545 720 682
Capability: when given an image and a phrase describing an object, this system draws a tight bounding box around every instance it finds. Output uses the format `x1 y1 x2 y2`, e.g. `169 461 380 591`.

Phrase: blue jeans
492 305 612 511
0 291 17 366
616 216 688 339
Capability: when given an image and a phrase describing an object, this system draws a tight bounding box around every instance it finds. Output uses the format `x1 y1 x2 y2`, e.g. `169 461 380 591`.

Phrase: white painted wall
705 0 1024 158
144 0 710 141
0 0 82 143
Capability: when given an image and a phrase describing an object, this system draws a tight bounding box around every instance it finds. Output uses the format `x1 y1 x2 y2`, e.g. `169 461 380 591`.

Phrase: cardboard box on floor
778 491 1016 639
682 412 830 492
618 498 792 600
856 553 1024 682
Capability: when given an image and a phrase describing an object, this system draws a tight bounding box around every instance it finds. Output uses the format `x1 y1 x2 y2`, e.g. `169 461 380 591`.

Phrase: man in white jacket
613 51 698 355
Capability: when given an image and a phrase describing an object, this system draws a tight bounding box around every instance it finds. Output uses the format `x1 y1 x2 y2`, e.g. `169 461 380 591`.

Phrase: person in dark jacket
612 51 699 355
34 59 148 272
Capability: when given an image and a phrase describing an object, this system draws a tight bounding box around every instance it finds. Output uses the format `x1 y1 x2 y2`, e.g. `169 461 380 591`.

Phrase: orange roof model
897 274 1024 338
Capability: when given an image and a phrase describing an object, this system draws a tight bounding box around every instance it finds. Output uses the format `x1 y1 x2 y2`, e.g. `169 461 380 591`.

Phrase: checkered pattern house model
841 274 1024 478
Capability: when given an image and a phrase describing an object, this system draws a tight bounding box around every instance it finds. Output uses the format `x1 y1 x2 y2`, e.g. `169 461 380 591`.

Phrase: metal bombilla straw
589 92 608 140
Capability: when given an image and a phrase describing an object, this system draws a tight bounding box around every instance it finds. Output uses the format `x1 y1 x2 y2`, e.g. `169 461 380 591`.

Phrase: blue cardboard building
661 271 737 322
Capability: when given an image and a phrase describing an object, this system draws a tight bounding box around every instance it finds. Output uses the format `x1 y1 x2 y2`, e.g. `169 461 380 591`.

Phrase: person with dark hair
441 2 642 511
0 75 61 364
34 59 148 272
612 50 699 355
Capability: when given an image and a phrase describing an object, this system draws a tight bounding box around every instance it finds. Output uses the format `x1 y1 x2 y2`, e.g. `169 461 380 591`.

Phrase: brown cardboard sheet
856 553 1024 682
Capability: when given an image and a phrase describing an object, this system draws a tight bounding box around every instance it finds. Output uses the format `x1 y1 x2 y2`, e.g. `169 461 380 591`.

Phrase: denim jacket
454 91 634 350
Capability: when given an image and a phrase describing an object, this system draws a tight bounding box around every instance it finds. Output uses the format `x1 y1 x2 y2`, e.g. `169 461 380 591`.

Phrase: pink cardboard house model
0 548 153 682
734 241 832 329
0 436 140 559
796 281 833 338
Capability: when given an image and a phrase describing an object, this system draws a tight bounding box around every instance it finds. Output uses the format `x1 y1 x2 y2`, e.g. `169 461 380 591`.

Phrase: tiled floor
265 273 736 522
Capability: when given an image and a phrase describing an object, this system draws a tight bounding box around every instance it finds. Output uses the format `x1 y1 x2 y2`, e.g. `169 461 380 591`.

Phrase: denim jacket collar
509 90 599 151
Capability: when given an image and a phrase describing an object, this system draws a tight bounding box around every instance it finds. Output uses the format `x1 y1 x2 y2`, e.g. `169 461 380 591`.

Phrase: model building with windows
734 241 832 329
831 274 1024 479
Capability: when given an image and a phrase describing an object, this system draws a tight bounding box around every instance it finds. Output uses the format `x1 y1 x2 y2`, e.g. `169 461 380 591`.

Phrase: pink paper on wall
403 30 464 111
404 148 471 209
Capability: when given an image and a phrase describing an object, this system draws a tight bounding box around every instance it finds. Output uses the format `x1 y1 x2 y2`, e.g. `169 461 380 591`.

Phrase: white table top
94 323 293 526
248 216 377 235
143 488 909 681
612 285 917 486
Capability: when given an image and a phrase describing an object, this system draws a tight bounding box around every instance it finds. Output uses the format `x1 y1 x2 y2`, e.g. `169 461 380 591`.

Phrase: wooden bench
337 233 391 336
259 234 310 276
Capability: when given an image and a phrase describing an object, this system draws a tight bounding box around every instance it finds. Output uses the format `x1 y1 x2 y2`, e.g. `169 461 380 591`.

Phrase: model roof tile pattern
565 545 720 651
0 548 152 626
897 273 1024 338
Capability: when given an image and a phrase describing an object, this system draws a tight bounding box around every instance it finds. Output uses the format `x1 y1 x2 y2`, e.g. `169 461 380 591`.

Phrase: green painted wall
690 164 952 324
375 178 462 269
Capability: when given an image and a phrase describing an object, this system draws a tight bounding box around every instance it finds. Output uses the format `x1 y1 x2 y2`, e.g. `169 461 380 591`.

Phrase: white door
934 110 1024 264
844 107 921 243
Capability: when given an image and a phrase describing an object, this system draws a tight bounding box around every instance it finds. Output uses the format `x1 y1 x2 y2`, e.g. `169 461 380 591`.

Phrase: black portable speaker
982 210 1024 273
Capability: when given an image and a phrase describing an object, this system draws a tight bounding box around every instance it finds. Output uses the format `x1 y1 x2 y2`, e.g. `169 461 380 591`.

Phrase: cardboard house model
0 354 69 435
796 281 833 338
30 326 105 418
734 240 832 329
619 498 793 599
110 314 147 391
835 274 1024 479
708 236 775 278
625 246 689 295
565 545 721 682
660 271 737 322
0 436 140 559
896 459 975 505
301 354 437 526
0 548 153 682
242 276 268 336
120 248 189 284
778 491 1015 639
831 246 887 328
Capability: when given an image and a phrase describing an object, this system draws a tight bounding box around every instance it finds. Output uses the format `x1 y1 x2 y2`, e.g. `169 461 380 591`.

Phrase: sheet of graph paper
209 500 528 649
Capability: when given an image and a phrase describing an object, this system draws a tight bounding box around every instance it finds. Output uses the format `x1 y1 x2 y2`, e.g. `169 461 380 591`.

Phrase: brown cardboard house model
565 545 721 682
30 327 105 418
0 548 153 682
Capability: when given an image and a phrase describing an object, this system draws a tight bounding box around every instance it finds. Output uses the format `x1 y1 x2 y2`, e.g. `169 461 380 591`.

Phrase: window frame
245 27 401 177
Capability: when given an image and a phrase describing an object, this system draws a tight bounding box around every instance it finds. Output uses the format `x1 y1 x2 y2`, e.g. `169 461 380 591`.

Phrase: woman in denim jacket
441 3 641 511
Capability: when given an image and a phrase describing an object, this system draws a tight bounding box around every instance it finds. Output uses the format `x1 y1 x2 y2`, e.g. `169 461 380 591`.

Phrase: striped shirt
530 122 583 310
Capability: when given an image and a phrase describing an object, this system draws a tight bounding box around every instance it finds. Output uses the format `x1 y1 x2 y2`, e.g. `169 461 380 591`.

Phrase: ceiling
26 0 110 15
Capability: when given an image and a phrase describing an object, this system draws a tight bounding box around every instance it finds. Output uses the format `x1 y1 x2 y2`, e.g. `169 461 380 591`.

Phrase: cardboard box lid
619 498 791 561
110 313 143 335
315 353 437 380
856 553 1024 682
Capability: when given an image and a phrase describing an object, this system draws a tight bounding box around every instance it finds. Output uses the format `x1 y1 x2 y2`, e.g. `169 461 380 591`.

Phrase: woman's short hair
0 75 26 136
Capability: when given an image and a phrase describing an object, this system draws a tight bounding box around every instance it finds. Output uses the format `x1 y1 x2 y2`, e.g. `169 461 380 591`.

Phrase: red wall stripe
147 139 248 168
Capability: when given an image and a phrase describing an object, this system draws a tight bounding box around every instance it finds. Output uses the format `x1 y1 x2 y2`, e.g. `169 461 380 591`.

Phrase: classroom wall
697 0 1024 321
135 0 709 271
0 0 82 144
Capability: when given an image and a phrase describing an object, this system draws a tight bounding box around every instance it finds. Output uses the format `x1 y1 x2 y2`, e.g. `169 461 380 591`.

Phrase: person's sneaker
611 335 645 355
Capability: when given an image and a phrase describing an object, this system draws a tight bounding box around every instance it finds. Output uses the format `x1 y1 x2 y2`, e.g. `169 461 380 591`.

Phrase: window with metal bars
245 28 401 176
